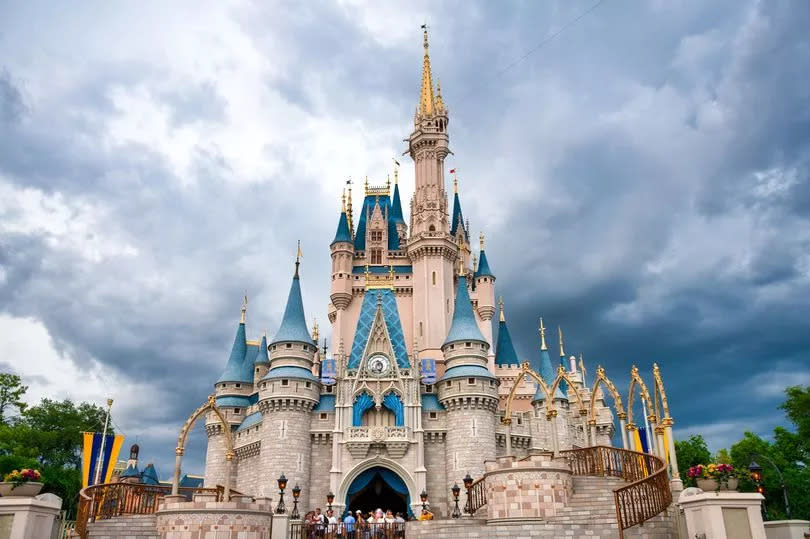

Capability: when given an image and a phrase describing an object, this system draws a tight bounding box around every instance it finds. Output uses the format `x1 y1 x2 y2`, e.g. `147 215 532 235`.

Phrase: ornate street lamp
463 473 474 516
748 461 767 521
327 491 335 512
749 455 792 520
276 474 287 514
420 490 428 512
451 484 461 519
291 484 301 519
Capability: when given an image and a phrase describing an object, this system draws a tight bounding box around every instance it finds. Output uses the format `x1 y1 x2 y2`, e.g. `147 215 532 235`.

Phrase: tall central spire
419 27 435 116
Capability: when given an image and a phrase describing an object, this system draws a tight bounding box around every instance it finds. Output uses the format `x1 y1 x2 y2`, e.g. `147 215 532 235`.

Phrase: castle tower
253 333 269 385
407 28 458 362
391 168 407 242
205 301 254 488
258 257 320 504
530 319 569 453
438 270 499 489
474 233 496 370
330 197 354 347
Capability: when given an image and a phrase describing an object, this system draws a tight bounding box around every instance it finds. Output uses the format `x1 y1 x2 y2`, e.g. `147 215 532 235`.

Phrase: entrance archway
344 466 411 518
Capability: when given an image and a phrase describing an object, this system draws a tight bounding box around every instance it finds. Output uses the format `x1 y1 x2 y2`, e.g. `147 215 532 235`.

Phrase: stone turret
438 273 499 491
474 233 496 369
330 197 353 312
530 319 569 453
258 258 320 503
253 334 269 385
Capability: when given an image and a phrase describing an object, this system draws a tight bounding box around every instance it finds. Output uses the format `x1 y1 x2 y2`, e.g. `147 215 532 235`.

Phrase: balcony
345 426 410 459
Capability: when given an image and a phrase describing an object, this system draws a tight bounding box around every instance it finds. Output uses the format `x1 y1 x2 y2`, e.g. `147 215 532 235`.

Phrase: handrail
75 482 229 538
561 445 671 538
464 477 487 516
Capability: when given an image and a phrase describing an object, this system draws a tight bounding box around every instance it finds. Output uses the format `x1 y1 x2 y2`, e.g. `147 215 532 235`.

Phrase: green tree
779 385 809 458
0 373 27 424
674 434 712 485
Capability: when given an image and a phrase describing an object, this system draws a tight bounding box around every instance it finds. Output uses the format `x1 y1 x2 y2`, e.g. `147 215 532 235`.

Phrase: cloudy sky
1 0 809 478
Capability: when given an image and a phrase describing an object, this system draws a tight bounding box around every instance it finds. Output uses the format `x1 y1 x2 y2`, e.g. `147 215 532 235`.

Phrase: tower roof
494 308 519 366
450 190 466 240
391 182 405 224
216 316 250 383
253 334 269 365
419 27 435 116
534 347 566 402
348 289 409 369
443 275 486 345
119 463 140 479
332 210 352 245
353 194 401 251
475 250 494 278
271 262 312 344
141 463 160 485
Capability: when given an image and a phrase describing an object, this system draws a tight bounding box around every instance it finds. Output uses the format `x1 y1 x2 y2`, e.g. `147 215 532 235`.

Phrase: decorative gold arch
589 366 626 422
549 365 588 416
502 362 553 425
171 395 234 499
652 363 672 425
626 365 655 429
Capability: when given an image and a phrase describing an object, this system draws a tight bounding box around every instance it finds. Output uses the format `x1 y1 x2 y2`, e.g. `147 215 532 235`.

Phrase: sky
1 0 809 479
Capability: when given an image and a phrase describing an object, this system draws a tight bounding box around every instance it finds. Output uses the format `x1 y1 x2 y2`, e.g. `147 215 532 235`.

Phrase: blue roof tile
353 195 401 251
235 411 263 432
271 269 312 344
217 322 251 383
450 192 465 239
120 463 140 478
313 394 336 412
391 184 405 224
261 365 319 382
440 364 496 381
253 335 269 365
216 395 252 407
495 320 519 366
141 463 160 485
443 275 486 345
348 289 409 369
332 211 352 244
421 394 445 411
533 348 566 401
179 475 204 488
475 250 494 278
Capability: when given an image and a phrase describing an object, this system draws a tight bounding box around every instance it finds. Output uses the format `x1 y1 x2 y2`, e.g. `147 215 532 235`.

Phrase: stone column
618 414 629 449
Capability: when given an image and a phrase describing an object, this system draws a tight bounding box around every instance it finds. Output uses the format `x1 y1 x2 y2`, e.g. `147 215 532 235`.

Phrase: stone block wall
203 425 229 488
156 497 273 539
307 434 333 511
258 408 312 501
483 453 573 521
444 406 496 491
423 434 449 516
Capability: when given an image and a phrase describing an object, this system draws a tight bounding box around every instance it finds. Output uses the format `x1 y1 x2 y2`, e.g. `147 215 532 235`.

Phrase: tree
780 385 809 459
0 373 27 424
675 434 712 485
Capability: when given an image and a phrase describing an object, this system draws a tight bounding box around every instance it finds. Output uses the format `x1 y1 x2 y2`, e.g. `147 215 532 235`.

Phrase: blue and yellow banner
321 359 337 385
82 432 125 488
420 358 436 384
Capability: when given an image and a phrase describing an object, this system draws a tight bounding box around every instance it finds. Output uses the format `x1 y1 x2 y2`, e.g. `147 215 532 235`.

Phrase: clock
368 354 390 376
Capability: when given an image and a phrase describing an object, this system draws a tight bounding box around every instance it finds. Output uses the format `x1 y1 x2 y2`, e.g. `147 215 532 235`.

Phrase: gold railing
75 482 226 538
464 477 487 516
561 445 671 538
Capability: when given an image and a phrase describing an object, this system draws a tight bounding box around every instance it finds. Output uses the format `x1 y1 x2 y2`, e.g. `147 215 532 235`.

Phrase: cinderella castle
204 29 622 519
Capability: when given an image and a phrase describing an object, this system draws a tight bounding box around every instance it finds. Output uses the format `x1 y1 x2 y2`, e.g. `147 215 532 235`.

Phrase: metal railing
561 445 672 538
74 482 227 538
290 521 405 538
465 477 487 516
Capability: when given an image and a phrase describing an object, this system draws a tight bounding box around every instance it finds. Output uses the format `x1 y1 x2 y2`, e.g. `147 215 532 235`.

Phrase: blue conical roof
254 334 269 365
217 321 250 383
495 319 519 366
391 183 405 224
120 463 140 479
475 250 494 278
271 266 312 344
332 211 352 244
443 275 486 345
450 192 466 239
141 463 159 485
558 355 569 395
534 348 566 401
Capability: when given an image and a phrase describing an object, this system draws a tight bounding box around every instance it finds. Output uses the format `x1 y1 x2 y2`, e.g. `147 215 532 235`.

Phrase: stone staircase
553 475 626 525
86 514 159 538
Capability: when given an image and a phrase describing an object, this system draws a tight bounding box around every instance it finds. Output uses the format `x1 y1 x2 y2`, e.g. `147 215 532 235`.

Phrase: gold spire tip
539 318 547 350
453 173 458 193
479 231 485 250
341 189 346 212
240 295 247 324
558 326 565 357
498 297 505 322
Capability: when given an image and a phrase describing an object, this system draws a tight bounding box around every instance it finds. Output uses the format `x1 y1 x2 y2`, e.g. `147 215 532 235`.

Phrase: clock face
368 354 390 376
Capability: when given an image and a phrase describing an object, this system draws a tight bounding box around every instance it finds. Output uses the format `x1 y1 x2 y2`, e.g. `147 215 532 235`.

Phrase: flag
420 358 436 384
638 428 649 454
421 24 427 29
393 158 400 166
321 359 337 385
449 168 456 174
82 432 125 488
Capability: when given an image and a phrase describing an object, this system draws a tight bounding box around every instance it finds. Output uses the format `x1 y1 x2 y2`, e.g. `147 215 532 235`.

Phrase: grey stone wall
444 407 496 491
259 408 312 503
423 436 448 516
306 434 333 511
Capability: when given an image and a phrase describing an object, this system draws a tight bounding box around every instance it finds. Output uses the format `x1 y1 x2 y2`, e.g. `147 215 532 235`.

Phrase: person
343 509 356 539
314 508 325 536
394 512 405 538
326 509 338 536
418 508 433 520
355 510 367 539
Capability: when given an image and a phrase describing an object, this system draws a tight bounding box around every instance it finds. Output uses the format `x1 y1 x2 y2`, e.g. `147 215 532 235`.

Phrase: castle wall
259 409 312 502
307 434 333 511
423 433 448 516
444 406 496 489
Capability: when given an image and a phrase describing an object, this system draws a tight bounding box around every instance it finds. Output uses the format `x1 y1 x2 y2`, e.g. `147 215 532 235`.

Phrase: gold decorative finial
389 264 394 281
386 174 391 189
240 295 248 324
453 171 458 193
364 175 369 194
539 318 547 351
479 232 485 251
435 78 445 111
295 241 302 277
558 326 565 357
312 318 319 343
341 189 346 212
394 167 399 185
498 296 505 322
457 256 465 277
472 253 478 272
419 24 435 116
579 353 587 385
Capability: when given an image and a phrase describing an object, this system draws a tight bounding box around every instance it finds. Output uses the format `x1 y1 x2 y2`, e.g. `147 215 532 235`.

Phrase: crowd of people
300 506 434 538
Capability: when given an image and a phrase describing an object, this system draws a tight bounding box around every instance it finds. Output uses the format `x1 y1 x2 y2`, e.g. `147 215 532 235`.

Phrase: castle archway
338 459 417 519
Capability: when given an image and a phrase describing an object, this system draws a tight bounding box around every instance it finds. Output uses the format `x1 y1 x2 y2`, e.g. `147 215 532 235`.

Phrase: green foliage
715 448 732 464
0 373 27 424
674 434 712 486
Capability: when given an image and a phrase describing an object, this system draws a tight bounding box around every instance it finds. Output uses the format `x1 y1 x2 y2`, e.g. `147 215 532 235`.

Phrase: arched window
419 321 423 337
432 271 436 285
429 225 436 232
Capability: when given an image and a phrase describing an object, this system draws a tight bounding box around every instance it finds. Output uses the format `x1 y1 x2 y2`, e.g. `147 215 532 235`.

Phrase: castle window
465 342 471 347
234 408 241 414
370 249 382 264
256 368 259 373
320 413 328 420
306 382 311 388
326 385 333 393
446 381 452 388
303 345 308 351
429 412 438 420
429 225 436 232
371 230 383 242
517 417 522 425
222 383 227 388
286 343 292 349
425 384 434 393
235 383 241 388
419 322 423 337
272 345 276 351
490 380 495 387
447 299 450 313
468 378 476 385
281 380 289 386
432 271 436 285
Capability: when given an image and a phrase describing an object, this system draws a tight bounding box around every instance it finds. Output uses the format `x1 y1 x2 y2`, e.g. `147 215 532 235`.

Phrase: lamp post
327 491 334 512
463 473 474 516
451 484 461 519
276 474 287 514
291 484 301 519
749 454 791 520
420 490 428 512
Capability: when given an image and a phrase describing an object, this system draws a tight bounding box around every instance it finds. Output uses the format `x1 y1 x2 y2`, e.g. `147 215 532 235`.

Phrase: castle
203 28 617 518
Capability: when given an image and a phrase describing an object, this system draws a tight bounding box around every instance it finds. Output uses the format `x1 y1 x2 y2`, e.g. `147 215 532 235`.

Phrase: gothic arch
337 457 418 513
589 366 626 423
550 365 588 416
172 395 234 499
626 365 655 429
652 363 672 423
502 362 553 425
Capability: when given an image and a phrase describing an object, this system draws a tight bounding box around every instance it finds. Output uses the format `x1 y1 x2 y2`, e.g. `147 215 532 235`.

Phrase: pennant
321 359 337 385
420 358 437 384
638 428 649 454
82 432 126 488
449 168 456 174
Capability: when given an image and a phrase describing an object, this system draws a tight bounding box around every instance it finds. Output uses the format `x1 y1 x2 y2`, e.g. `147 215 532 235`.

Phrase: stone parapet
155 498 273 539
